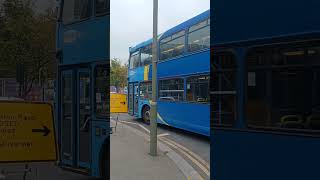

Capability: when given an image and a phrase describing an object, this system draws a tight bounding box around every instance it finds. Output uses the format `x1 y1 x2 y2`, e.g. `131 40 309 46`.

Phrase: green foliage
110 58 127 89
0 0 56 98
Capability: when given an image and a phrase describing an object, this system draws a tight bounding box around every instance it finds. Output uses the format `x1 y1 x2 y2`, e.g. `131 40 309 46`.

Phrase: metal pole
150 0 158 156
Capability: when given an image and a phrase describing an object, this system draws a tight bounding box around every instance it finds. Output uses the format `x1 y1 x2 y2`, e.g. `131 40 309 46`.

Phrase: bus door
59 68 91 169
128 82 139 115
134 83 139 115
77 69 91 168
128 83 134 115
59 66 109 175
60 70 74 166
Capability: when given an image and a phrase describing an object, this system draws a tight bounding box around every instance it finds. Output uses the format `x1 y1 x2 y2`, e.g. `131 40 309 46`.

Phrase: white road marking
157 133 170 137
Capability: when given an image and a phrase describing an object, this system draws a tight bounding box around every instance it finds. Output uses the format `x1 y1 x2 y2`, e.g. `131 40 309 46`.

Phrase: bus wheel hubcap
145 110 150 121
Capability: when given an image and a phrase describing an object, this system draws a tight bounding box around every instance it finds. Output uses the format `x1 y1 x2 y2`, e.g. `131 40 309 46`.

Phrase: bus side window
246 45 320 132
160 31 185 61
139 82 152 100
141 45 152 66
158 79 184 102
63 0 92 24
188 20 210 52
129 51 140 69
95 64 109 119
96 0 110 15
212 52 237 126
186 75 210 103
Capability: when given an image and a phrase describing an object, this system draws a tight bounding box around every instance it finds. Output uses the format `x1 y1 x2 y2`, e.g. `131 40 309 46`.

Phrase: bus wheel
142 106 150 124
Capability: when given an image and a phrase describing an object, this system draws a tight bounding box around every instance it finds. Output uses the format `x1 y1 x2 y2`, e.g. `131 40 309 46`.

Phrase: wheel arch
141 104 151 117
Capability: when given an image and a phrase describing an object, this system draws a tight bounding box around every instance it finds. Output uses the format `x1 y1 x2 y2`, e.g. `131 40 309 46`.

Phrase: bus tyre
142 106 151 124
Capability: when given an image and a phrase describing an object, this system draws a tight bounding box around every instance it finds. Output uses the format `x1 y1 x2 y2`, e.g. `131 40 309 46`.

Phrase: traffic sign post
0 102 57 163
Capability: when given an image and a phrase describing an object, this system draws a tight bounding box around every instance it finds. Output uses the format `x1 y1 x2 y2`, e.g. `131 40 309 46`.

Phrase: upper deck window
160 31 186 61
141 45 152 66
129 51 140 69
188 19 210 52
63 0 92 24
96 0 109 15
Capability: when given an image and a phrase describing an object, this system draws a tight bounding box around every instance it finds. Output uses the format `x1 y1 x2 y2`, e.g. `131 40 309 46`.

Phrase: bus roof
129 9 210 54
161 10 210 40
129 37 155 53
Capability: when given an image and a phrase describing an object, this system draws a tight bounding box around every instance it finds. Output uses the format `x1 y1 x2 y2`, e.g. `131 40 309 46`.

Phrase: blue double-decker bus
55 0 109 178
212 1 320 180
128 10 210 136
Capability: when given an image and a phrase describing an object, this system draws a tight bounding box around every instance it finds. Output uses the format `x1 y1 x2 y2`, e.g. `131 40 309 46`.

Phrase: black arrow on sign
32 125 51 136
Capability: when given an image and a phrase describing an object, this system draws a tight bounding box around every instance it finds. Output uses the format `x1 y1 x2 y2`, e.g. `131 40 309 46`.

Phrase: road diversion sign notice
0 102 57 162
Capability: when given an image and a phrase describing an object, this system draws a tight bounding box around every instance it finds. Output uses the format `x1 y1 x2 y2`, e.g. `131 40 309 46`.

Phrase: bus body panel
128 67 145 82
158 102 210 136
213 130 320 180
157 50 210 78
136 100 210 136
62 17 109 65
213 0 320 46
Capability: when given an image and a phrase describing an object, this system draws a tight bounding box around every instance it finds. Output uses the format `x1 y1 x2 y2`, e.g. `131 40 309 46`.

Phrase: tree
0 0 56 98
110 58 127 91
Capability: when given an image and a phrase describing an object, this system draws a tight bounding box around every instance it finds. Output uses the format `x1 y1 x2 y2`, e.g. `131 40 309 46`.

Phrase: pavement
111 113 210 180
110 119 190 180
0 162 94 180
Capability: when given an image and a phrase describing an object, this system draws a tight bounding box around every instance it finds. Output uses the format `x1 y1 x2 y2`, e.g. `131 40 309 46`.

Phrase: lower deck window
140 82 152 100
95 64 109 118
186 75 209 103
159 78 184 101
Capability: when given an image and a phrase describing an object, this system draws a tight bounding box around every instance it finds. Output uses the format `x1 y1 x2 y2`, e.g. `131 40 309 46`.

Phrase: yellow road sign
0 102 57 162
110 93 128 113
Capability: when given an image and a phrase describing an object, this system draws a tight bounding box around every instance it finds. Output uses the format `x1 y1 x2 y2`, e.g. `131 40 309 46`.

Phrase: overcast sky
111 0 210 64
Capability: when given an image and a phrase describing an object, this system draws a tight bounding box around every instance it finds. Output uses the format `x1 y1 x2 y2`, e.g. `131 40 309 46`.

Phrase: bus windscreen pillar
150 0 158 156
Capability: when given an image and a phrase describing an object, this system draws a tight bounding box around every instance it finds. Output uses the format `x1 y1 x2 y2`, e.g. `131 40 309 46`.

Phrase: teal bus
55 0 109 178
